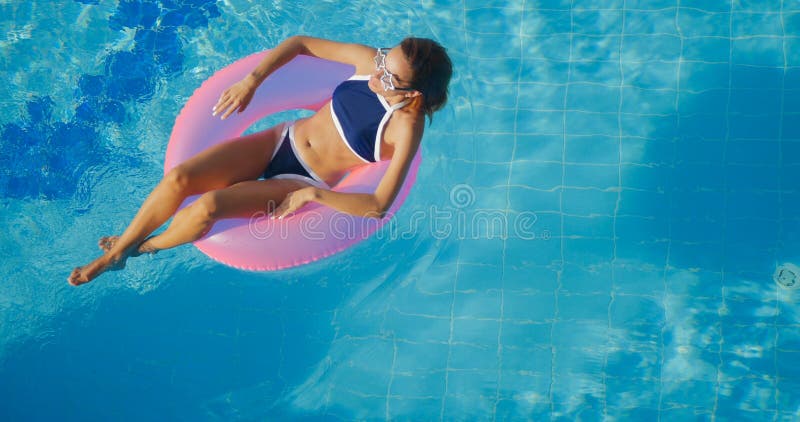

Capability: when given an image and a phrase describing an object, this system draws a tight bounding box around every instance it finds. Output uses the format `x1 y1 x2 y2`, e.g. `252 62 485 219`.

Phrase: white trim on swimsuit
330 74 409 163
267 122 331 190
374 96 409 162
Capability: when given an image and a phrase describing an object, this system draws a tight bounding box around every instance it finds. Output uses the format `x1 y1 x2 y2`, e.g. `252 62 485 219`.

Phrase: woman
68 35 453 285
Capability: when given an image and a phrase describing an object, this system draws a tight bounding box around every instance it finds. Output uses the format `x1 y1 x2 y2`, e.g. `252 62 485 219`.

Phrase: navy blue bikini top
330 75 408 163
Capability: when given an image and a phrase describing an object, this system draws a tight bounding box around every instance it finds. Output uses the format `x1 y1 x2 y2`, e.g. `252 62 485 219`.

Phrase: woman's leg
68 124 286 286
136 178 310 253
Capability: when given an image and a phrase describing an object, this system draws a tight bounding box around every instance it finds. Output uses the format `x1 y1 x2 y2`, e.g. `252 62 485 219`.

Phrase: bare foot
98 236 119 253
136 237 159 256
67 253 127 286
98 235 157 257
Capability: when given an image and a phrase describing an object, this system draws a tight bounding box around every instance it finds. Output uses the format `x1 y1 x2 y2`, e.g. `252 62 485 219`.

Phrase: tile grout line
385 334 398 421
491 1 526 420
439 2 470 420
549 1 574 418
603 0 626 417
656 1 682 419
711 2 735 420
773 0 787 419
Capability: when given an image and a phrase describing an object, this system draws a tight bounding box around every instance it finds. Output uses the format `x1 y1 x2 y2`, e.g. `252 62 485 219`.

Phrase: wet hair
400 37 453 123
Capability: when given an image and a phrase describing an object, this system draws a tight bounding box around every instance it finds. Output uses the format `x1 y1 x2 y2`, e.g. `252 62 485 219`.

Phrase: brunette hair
400 37 453 123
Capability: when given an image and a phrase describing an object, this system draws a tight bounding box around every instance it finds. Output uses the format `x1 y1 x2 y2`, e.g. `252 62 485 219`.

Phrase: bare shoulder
385 108 425 149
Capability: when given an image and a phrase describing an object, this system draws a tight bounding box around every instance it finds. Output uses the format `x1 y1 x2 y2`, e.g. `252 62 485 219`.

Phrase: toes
67 267 81 285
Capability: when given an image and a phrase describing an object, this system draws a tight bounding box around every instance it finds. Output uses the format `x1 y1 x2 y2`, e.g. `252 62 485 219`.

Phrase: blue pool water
2 0 800 420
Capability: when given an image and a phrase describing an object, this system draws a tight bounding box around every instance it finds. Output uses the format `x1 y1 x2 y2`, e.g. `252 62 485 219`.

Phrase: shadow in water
621 60 800 280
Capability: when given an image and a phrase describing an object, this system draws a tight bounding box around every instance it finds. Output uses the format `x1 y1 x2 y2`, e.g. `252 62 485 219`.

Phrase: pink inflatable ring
164 50 422 271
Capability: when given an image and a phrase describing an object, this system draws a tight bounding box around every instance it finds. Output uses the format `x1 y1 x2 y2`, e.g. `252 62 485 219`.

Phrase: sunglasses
373 48 416 92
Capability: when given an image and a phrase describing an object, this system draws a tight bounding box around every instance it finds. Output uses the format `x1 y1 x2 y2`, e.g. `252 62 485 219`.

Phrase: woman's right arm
213 36 375 119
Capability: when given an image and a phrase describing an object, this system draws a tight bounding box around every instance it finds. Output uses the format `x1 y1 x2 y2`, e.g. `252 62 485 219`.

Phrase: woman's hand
212 75 258 120
270 187 318 220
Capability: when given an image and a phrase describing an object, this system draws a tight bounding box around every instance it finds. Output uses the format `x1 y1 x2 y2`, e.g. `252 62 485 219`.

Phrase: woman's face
368 46 415 96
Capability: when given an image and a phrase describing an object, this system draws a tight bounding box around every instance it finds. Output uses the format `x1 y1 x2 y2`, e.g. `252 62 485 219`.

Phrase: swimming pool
2 0 799 419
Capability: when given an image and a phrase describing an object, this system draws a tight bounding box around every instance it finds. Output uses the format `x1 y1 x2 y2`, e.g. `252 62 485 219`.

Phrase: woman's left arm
272 113 423 220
